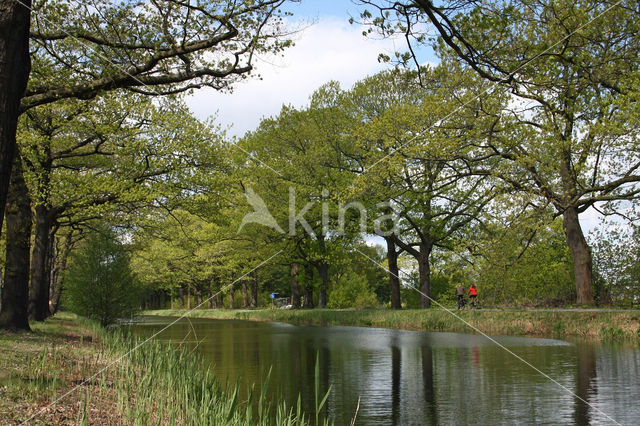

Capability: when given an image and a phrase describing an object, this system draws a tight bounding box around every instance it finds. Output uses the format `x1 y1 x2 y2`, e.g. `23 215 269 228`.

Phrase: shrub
63 227 142 326
328 271 378 309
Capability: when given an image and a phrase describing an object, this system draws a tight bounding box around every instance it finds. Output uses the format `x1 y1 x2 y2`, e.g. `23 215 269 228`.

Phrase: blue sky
282 0 363 18
187 0 436 137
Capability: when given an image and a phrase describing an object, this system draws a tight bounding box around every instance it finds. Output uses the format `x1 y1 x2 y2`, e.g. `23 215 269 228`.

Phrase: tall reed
96 326 328 425
6 314 329 425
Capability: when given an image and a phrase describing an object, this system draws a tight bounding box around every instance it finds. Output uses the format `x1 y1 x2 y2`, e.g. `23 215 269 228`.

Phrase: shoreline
0 313 311 425
143 308 640 342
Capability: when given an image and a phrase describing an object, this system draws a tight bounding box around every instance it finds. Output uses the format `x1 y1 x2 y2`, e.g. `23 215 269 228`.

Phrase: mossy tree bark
0 0 31 238
0 155 32 331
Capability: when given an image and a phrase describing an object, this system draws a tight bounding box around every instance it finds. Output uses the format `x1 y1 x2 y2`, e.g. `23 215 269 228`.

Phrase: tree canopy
3 0 640 333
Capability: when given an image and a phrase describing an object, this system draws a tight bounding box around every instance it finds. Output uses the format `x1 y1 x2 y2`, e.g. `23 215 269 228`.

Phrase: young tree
591 224 640 306
469 214 575 306
64 227 140 327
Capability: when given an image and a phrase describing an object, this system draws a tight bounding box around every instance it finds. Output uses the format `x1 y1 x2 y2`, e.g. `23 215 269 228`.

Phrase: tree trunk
29 204 55 321
290 262 301 308
0 0 31 239
0 155 32 330
562 206 594 305
242 282 249 308
418 243 433 308
49 231 74 315
250 271 258 307
46 232 56 310
229 285 235 309
385 236 402 309
178 287 185 308
303 264 314 309
303 284 314 308
49 268 64 315
317 263 328 308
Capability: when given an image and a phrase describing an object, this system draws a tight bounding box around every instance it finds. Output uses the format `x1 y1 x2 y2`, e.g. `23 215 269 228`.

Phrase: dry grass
0 314 125 425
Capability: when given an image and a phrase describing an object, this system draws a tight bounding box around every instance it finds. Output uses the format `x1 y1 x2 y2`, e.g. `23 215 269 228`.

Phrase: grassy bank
0 313 316 425
144 308 640 342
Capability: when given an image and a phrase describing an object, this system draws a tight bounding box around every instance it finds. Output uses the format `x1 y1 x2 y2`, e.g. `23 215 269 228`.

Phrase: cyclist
468 284 478 308
456 284 465 309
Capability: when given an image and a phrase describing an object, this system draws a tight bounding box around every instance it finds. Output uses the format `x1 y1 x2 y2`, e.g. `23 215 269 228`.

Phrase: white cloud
186 18 399 137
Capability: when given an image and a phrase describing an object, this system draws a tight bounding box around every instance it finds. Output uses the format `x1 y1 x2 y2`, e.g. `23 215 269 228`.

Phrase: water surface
127 316 639 425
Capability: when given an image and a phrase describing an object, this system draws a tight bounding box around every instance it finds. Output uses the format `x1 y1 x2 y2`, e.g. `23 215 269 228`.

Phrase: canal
127 316 639 425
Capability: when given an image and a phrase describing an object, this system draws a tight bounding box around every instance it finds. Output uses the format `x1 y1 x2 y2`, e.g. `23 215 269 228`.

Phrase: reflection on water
127 317 639 425
574 342 596 425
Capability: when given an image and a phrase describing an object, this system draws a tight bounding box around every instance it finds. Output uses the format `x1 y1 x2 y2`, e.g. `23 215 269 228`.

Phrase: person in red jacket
468 284 478 308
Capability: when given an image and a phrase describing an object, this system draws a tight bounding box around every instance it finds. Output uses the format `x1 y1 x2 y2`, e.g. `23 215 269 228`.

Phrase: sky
187 0 428 137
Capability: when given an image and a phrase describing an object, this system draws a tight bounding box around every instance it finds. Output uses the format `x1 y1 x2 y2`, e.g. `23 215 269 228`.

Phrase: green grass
144 307 640 342
102 331 314 425
0 313 322 425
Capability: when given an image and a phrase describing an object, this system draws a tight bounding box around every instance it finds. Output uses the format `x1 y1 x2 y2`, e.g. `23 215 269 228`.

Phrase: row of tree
132 0 640 311
129 55 639 313
0 0 296 330
1 0 640 330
